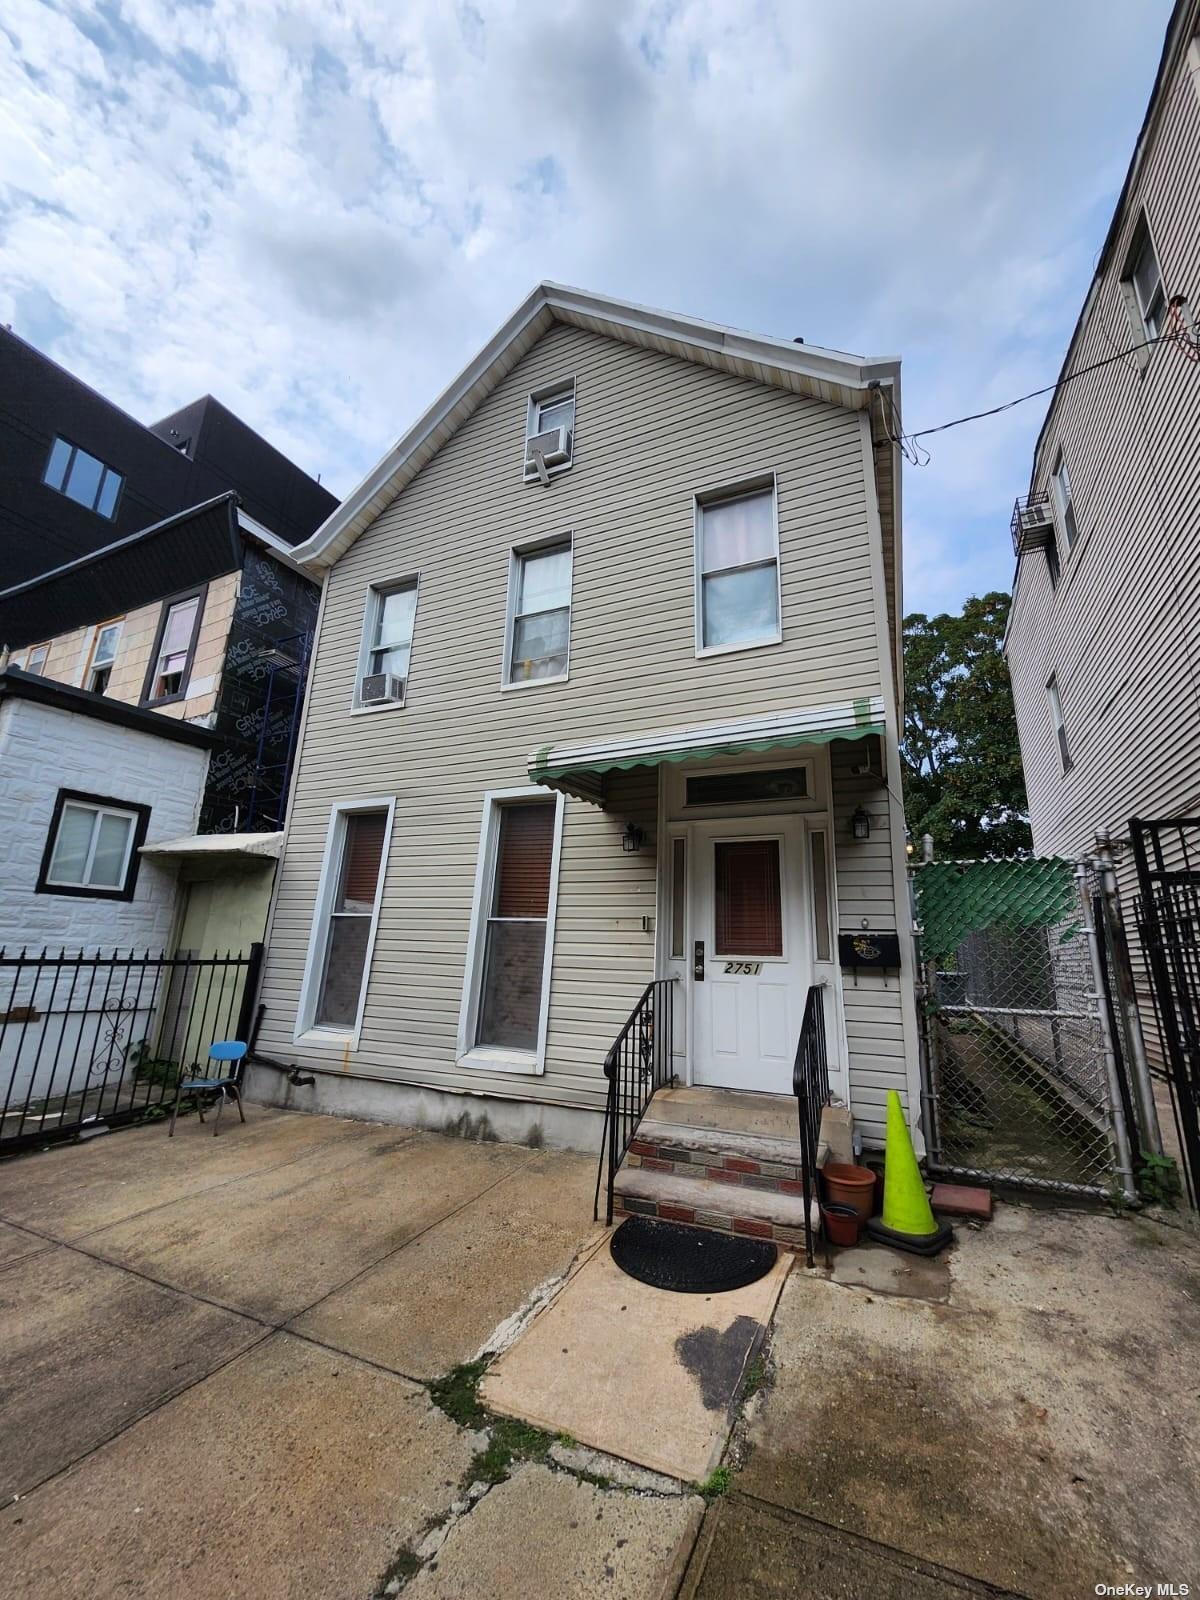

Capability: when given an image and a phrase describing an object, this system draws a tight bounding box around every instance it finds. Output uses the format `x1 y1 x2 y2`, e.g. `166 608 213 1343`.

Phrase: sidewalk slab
406 1463 704 1600
0 1220 49 1268
482 1239 790 1482
0 1245 263 1501
1 1333 475 1600
82 1130 529 1320
290 1149 598 1377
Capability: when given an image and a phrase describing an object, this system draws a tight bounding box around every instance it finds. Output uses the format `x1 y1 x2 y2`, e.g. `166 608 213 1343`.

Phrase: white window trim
693 473 783 659
456 786 565 1076
350 574 421 714
1049 449 1079 553
21 642 50 675
501 532 573 691
1122 213 1167 359
86 619 123 689
1046 675 1072 775
522 376 576 482
47 801 139 890
294 796 396 1048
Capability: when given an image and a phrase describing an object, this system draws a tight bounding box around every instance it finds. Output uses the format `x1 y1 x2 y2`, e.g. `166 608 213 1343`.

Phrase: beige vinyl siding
831 737 909 1144
258 321 897 1116
1008 24 1200 863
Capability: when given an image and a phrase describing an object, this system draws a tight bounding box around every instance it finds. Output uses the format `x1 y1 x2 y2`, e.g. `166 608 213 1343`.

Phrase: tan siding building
1006 1 1200 865
254 286 918 1155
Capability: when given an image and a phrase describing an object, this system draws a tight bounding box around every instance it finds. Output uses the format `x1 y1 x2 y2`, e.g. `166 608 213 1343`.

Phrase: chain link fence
915 858 1134 1200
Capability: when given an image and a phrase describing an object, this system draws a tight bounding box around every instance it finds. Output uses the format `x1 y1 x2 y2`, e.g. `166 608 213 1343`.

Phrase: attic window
43 437 124 519
524 381 575 483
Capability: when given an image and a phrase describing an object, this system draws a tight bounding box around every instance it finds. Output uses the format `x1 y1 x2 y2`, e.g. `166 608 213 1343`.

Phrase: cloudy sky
0 0 1173 615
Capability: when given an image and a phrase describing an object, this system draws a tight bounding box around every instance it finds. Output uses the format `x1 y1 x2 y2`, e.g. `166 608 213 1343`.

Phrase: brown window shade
714 840 782 957
493 803 554 917
338 812 387 911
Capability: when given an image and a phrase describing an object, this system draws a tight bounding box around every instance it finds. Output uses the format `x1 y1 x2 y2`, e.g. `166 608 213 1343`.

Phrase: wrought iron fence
593 979 676 1225
915 858 1134 1200
0 945 263 1153
793 983 831 1267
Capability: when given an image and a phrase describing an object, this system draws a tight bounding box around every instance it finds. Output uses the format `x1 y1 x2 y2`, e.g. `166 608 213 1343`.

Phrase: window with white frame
524 381 575 479
299 804 392 1036
37 790 148 899
87 620 123 694
1050 452 1079 551
357 579 418 705
696 482 781 654
505 539 572 685
43 437 124 519
1125 220 1166 342
1047 674 1072 773
460 793 563 1066
22 643 50 676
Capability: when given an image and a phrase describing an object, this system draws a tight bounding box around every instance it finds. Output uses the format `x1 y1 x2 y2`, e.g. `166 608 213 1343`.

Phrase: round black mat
610 1216 778 1294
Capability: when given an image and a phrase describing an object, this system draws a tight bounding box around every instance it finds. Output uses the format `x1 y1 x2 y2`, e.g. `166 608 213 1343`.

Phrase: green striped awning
528 696 886 805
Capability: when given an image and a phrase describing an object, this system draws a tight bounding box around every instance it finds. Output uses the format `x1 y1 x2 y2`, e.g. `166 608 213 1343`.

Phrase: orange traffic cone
865 1091 953 1256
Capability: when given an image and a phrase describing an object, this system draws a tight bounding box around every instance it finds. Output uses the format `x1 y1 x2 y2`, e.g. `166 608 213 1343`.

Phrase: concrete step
612 1163 820 1251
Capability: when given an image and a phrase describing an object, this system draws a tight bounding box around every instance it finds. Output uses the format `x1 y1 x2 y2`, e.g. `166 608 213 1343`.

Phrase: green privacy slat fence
915 857 1079 963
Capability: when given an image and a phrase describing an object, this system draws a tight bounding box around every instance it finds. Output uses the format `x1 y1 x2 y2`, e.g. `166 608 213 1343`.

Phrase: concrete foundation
244 1061 605 1153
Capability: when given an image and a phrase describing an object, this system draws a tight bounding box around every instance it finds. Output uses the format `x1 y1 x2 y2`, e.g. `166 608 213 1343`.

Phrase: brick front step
612 1165 819 1252
624 1146 809 1198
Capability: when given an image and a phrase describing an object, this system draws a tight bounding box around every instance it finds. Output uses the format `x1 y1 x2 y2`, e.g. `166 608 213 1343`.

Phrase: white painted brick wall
0 699 209 954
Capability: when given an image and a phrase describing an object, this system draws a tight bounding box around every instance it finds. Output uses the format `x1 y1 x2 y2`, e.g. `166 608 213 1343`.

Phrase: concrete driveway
0 1108 701 1600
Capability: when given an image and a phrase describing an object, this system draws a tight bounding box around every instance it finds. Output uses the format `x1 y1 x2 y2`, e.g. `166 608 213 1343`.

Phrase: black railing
0 944 263 1154
594 978 676 1224
793 983 832 1267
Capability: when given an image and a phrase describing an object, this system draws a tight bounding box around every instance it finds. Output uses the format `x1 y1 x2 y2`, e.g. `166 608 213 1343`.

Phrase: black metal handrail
593 978 676 1224
793 982 832 1267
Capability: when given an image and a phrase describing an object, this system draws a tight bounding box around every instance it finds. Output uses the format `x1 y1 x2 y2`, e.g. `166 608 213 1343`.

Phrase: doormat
610 1216 778 1294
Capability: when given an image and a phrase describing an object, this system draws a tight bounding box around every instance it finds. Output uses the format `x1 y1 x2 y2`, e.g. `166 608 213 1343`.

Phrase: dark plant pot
823 1162 877 1220
821 1202 863 1248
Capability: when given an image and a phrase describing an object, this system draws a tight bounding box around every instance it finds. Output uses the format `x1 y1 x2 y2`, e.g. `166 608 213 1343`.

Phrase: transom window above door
505 538 572 686
695 482 781 655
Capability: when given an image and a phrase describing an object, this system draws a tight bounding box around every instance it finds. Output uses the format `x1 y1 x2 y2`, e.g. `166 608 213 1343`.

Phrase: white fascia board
294 281 902 572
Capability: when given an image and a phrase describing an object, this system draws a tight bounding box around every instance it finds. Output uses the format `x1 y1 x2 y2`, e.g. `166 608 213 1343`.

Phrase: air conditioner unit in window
360 673 405 706
1010 494 1055 555
525 425 571 482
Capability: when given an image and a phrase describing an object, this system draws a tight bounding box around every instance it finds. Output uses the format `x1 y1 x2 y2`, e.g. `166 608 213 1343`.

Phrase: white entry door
690 816 811 1093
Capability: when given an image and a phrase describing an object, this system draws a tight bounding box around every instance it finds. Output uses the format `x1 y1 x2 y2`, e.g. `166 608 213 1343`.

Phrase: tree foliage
901 591 1032 858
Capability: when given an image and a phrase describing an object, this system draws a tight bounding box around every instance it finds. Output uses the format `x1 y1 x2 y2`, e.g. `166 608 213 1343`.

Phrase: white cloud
0 0 1173 611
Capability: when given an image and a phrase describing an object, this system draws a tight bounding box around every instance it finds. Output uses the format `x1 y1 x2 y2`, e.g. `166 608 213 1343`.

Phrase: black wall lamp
850 807 871 841
621 823 645 854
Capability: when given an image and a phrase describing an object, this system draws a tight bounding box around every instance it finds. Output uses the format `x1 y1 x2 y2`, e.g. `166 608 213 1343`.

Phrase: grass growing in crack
740 1355 768 1399
429 1359 556 1488
428 1361 488 1428
697 1465 733 1500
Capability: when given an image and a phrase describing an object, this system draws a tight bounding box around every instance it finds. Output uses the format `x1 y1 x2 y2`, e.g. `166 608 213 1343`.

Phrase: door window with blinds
713 839 784 958
461 793 563 1066
299 803 392 1037
695 481 781 654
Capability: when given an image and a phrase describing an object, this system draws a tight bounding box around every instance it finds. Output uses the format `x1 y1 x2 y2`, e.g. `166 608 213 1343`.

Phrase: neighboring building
1 326 335 588
0 668 215 953
1005 0 1200 860
0 494 321 834
250 281 918 1186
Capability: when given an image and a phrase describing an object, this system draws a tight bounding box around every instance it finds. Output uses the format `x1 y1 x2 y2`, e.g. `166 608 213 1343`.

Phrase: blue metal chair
168 1040 248 1138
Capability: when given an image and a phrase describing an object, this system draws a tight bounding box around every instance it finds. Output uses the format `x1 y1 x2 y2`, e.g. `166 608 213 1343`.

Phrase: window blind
714 840 783 957
493 803 554 917
340 813 387 910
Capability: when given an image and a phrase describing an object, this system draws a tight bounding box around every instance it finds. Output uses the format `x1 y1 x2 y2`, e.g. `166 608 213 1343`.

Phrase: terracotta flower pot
823 1162 877 1220
821 1202 862 1248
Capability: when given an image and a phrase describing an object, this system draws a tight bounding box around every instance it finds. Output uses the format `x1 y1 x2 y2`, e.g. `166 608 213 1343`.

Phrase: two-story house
250 284 917 1241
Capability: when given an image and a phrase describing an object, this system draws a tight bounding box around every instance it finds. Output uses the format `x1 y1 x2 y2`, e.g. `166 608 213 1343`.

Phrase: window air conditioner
360 673 405 706
525 425 571 475
1017 500 1055 547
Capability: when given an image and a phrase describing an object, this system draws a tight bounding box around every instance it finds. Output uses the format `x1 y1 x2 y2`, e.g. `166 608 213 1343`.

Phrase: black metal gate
0 945 263 1154
1130 818 1200 1208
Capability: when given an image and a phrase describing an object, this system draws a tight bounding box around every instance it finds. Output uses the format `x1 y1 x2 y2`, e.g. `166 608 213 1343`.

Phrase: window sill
501 673 570 693
695 633 783 661
294 1025 359 1049
350 699 407 717
522 461 573 485
456 1045 545 1077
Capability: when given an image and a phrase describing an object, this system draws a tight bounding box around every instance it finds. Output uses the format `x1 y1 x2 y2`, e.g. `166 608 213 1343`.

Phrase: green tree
901 591 1031 858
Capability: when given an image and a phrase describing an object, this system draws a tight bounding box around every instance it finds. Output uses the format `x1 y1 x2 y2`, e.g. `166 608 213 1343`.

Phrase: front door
690 816 810 1093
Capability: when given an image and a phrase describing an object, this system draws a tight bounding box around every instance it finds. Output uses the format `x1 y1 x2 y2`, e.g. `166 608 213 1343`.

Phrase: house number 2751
723 961 762 975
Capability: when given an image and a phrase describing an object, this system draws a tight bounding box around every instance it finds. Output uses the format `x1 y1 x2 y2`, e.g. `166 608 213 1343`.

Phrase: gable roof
295 279 901 547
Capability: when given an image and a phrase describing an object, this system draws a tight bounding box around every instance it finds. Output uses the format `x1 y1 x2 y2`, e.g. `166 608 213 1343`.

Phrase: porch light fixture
621 823 645 854
850 807 871 841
